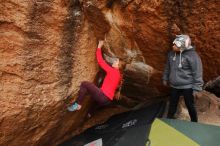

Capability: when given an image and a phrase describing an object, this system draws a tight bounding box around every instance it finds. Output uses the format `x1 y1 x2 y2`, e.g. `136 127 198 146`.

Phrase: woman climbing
67 40 122 113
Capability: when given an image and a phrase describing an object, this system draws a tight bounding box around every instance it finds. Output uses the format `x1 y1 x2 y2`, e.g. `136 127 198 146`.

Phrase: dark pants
167 88 198 122
76 81 111 114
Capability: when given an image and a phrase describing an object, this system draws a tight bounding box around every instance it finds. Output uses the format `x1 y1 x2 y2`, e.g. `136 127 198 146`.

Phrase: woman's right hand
98 40 104 48
163 80 168 86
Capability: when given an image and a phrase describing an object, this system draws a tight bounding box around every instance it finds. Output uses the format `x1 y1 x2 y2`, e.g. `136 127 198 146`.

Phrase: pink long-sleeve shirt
96 48 121 100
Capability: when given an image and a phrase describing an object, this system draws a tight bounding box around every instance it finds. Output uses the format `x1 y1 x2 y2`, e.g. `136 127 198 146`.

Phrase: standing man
163 35 203 122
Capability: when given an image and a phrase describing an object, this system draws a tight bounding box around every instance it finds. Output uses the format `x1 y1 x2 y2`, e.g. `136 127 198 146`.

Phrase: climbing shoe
67 102 79 112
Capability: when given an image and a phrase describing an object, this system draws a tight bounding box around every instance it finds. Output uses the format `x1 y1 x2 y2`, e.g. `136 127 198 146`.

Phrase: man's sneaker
67 102 79 112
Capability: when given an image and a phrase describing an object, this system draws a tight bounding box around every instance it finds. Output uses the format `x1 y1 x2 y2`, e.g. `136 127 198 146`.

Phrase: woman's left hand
98 40 104 48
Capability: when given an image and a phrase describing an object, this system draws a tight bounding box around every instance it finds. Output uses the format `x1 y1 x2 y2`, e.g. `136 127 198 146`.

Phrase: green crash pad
148 118 200 146
161 118 220 146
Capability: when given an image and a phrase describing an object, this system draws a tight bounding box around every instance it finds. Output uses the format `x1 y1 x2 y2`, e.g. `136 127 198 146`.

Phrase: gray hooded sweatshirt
163 35 204 92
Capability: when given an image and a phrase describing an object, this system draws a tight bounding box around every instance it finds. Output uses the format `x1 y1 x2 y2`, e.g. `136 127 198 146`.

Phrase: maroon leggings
76 81 111 106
